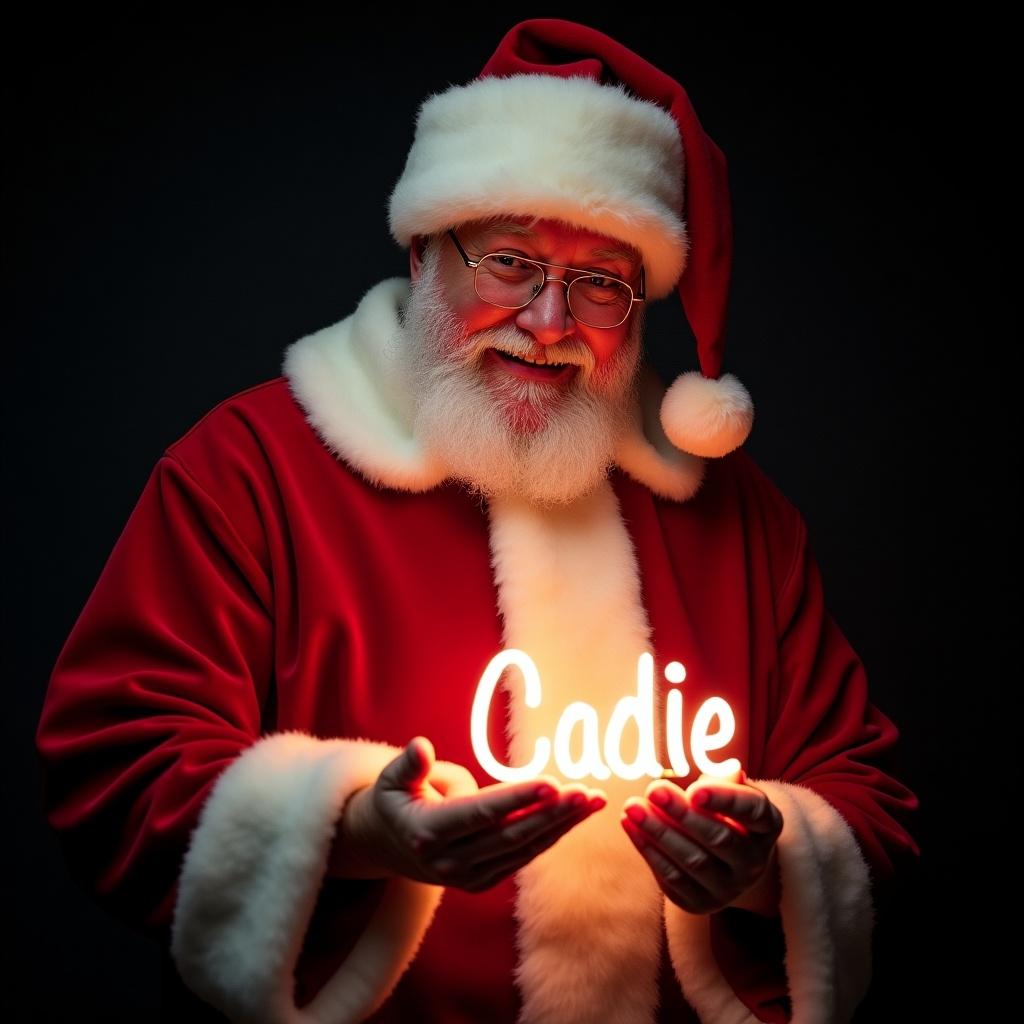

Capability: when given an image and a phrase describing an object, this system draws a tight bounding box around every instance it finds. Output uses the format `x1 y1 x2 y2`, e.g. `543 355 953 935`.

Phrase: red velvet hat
389 18 753 458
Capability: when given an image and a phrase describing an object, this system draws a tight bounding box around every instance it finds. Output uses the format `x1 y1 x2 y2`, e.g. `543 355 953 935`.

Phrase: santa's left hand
620 770 783 916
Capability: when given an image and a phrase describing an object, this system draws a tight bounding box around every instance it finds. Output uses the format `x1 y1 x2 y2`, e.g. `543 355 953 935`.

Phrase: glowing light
691 698 741 777
665 661 686 684
554 702 611 780
471 648 550 782
664 659 692 776
666 688 689 777
604 652 663 780
470 649 741 783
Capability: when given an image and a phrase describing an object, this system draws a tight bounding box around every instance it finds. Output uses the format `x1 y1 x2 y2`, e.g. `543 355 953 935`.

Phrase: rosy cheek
588 336 621 367
451 283 499 321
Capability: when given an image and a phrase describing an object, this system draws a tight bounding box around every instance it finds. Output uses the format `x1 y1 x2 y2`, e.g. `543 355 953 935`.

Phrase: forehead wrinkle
464 219 640 269
587 246 641 269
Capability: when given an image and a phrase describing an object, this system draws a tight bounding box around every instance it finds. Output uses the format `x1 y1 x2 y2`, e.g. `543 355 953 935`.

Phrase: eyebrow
472 220 641 269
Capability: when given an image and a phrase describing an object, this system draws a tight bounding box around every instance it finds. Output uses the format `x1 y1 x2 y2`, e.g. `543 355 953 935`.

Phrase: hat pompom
660 370 754 458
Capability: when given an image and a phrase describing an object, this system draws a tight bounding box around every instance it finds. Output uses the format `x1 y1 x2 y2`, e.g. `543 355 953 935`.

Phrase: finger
424 777 576 842
379 737 435 793
453 797 602 891
679 782 748 839
502 783 605 825
643 785 739 851
687 782 782 837
621 815 714 912
640 789 776 887
624 798 722 875
425 759 479 800
449 788 604 864
644 780 692 819
624 806 771 913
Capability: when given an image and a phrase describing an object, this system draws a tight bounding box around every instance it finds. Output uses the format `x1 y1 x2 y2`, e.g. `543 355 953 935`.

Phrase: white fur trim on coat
170 732 444 1024
664 779 873 1024
281 277 706 504
617 363 707 501
488 481 667 1022
282 278 448 494
388 74 688 301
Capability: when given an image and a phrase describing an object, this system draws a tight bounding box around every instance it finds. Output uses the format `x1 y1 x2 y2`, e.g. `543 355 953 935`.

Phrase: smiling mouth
499 351 569 369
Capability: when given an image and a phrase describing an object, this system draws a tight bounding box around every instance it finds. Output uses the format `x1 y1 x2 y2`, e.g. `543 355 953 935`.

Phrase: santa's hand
619 771 783 916
329 737 605 892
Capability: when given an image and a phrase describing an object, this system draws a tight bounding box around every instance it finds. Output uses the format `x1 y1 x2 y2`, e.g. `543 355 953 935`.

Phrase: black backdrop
6 10 1016 1021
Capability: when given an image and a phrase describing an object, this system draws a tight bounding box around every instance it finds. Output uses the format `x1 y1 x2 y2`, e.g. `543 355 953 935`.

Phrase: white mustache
464 328 596 372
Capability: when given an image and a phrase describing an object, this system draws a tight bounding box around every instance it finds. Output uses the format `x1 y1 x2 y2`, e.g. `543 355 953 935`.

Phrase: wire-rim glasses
446 228 645 330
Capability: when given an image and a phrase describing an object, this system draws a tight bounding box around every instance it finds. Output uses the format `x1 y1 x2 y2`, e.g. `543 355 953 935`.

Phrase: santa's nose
514 277 577 347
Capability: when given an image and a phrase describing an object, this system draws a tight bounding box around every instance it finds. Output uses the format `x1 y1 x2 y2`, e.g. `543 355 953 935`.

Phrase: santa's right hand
333 736 605 892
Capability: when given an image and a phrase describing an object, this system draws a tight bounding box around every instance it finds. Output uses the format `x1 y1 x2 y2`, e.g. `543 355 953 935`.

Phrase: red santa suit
36 276 919 1023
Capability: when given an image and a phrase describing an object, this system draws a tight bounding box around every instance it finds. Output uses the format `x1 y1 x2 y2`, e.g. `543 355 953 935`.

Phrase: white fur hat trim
388 73 688 300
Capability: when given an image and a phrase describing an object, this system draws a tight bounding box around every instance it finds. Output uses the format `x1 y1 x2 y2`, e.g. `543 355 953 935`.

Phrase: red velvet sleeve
766 515 921 888
710 511 921 1024
35 452 274 933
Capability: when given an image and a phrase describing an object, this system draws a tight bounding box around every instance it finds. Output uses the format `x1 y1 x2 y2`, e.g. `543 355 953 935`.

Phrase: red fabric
36 377 919 1022
480 18 733 380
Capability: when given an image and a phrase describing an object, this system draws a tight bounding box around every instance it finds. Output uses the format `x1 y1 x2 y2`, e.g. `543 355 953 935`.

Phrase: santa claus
35 18 919 1024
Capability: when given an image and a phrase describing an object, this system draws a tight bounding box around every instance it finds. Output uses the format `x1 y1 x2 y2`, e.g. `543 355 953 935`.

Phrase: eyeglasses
446 228 645 330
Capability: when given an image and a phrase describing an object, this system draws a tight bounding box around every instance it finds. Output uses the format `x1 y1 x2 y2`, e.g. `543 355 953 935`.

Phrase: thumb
380 736 435 792
717 764 745 785
691 765 744 801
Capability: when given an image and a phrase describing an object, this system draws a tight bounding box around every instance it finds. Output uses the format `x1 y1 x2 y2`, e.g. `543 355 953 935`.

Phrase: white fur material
387 73 689 301
664 779 873 1024
660 370 755 458
487 481 665 1023
282 278 448 494
281 277 706 503
615 363 707 501
170 732 444 1024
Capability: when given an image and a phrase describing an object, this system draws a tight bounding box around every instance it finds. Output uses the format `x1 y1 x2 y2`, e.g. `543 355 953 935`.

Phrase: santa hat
388 18 753 459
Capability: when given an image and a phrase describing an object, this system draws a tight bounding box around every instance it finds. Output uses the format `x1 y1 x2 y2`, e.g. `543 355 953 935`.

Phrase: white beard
400 250 644 509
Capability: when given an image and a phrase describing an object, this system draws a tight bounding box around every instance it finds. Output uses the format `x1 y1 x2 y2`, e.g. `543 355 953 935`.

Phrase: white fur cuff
170 732 444 1024
664 779 873 1023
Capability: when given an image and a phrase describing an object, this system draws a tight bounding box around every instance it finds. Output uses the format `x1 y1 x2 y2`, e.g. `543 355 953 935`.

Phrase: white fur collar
281 276 706 503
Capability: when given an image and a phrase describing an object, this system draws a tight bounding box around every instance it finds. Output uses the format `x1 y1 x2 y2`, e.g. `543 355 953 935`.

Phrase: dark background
6 10 1015 1021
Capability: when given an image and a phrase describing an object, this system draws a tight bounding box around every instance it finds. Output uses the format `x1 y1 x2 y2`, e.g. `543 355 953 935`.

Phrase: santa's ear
410 235 429 282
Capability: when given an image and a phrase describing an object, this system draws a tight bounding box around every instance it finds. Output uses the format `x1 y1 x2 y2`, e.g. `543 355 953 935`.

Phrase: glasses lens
476 255 632 328
476 254 545 307
566 276 632 329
